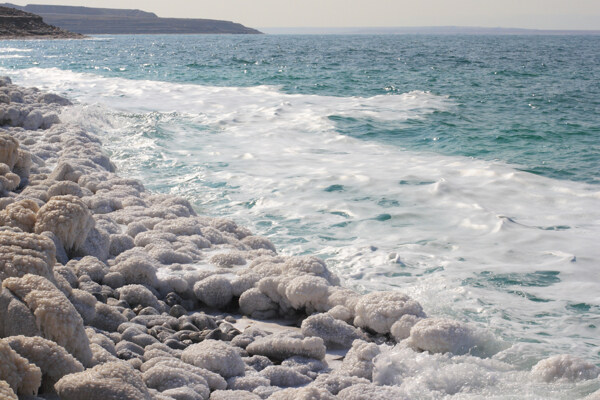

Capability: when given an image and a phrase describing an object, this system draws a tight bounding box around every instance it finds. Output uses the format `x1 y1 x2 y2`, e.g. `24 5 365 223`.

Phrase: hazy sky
8 0 600 30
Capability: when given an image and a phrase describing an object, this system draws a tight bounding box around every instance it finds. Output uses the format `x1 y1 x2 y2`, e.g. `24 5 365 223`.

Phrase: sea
1 34 600 398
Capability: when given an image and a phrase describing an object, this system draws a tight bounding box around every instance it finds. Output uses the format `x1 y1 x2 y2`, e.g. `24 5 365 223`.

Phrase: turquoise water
2 34 600 396
2 34 600 184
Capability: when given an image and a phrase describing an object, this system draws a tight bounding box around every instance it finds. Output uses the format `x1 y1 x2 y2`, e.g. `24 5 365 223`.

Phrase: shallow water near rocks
2 34 600 398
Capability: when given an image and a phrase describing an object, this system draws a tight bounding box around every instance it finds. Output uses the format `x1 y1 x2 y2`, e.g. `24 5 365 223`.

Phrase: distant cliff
1 3 262 34
0 5 83 38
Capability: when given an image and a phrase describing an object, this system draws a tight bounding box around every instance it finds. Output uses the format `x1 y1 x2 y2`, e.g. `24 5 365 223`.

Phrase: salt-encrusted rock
69 288 97 323
301 313 366 348
34 194 94 254
40 231 68 265
281 356 327 376
390 314 422 341
336 383 408 400
141 357 227 391
260 365 313 387
241 236 277 252
118 284 161 311
74 225 110 261
77 275 102 296
3 335 84 390
131 314 178 329
0 340 41 397
13 148 32 183
47 161 80 182
210 390 262 400
0 288 40 337
109 233 135 257
210 217 251 238
0 163 20 192
338 340 380 380
246 332 326 361
227 374 271 391
0 197 14 210
531 354 600 382
406 318 497 356
0 380 17 400
244 256 338 285
54 361 153 400
152 217 202 236
68 256 108 282
244 355 273 372
0 230 56 281
210 252 247 268
181 340 245 378
2 274 93 366
353 291 425 334
326 305 354 324
116 340 144 360
155 386 200 400
312 374 370 395
86 328 117 356
0 199 38 232
142 363 210 400
0 133 19 169
193 275 233 309
122 326 159 348
36 92 72 106
89 342 119 365
111 256 159 287
91 302 129 331
134 230 177 248
84 193 124 214
267 386 335 400
23 110 44 130
47 180 84 198
239 288 279 319
284 275 331 313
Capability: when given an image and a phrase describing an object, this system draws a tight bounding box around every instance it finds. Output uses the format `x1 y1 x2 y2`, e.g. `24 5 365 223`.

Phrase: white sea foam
373 346 600 399
0 48 33 53
5 68 600 386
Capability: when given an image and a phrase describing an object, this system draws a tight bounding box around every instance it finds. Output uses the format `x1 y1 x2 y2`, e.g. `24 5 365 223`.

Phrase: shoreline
1 77 599 399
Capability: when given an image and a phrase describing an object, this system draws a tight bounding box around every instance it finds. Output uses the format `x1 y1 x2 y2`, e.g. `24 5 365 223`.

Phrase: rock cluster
1 76 597 399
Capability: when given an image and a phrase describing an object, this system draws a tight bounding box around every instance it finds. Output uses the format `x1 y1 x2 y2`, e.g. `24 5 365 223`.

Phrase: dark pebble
244 355 273 372
101 285 117 298
92 292 107 303
165 292 183 307
117 350 140 361
149 325 175 336
205 329 225 341
169 304 187 318
138 307 159 316
115 299 130 309
189 331 204 343
179 322 199 332
165 338 187 350
190 313 218 331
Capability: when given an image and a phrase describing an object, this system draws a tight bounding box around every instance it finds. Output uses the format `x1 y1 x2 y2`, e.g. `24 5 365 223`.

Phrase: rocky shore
0 6 84 39
0 78 599 399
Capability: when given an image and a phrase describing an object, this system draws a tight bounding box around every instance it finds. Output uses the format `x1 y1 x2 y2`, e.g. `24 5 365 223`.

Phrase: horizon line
258 26 600 34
